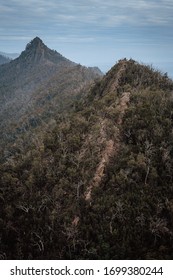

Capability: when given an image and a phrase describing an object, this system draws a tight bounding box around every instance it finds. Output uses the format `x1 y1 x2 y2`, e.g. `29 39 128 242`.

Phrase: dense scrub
1 59 173 259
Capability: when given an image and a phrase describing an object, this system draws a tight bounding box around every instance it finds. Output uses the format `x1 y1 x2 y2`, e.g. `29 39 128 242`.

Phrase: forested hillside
0 37 102 163
1 58 173 259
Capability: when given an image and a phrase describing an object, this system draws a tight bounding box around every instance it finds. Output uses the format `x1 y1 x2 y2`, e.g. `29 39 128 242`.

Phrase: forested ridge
0 37 102 163
1 56 173 259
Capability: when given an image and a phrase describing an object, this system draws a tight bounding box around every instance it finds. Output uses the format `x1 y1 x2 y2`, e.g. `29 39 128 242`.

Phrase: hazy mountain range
0 37 173 260
0 51 19 59
0 54 11 65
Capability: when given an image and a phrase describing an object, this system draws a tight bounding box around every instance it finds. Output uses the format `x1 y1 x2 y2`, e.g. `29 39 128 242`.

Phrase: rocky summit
0 37 103 162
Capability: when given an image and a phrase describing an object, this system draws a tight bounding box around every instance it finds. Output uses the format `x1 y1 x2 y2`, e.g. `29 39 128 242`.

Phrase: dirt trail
72 60 130 226
106 60 127 94
84 91 130 201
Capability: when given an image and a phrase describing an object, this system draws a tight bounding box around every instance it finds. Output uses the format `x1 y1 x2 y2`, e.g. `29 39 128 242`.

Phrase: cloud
0 0 173 76
1 0 173 31
47 35 96 43
0 35 31 41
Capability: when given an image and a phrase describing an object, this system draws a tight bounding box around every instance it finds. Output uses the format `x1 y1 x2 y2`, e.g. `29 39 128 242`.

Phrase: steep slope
85 91 130 201
0 37 102 162
0 37 100 103
1 59 173 260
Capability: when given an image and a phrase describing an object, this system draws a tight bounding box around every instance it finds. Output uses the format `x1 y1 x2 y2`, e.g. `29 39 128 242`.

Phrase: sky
0 0 173 77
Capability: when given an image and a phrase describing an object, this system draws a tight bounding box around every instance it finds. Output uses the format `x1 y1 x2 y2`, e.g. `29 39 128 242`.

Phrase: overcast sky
0 0 173 76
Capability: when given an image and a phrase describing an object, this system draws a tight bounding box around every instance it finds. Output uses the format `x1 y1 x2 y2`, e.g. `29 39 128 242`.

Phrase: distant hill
0 54 11 65
1 57 173 260
0 51 19 59
0 37 103 161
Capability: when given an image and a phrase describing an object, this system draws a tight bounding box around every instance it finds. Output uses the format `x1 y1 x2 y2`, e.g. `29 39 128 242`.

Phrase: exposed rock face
21 37 74 66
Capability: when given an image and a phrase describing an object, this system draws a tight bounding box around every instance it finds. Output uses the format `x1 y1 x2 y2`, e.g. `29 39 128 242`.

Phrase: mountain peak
21 37 74 65
25 37 45 51
32 36 43 43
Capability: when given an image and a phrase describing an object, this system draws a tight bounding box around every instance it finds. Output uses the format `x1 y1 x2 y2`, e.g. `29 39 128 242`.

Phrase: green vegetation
0 38 102 163
0 58 173 259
